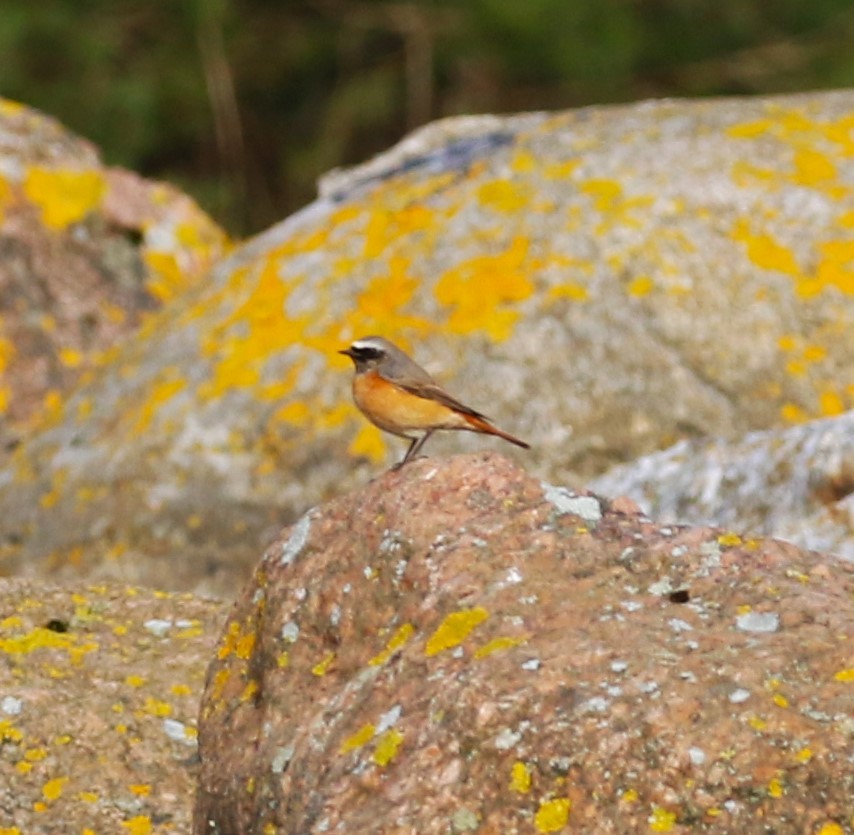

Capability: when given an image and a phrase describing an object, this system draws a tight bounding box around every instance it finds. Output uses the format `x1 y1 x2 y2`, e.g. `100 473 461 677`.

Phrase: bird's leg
395 430 434 468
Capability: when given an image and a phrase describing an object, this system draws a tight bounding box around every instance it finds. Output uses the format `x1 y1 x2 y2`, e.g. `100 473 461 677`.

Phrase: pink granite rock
194 454 853 834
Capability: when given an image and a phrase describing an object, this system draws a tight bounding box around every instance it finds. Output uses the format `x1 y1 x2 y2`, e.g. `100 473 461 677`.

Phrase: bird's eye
354 346 383 360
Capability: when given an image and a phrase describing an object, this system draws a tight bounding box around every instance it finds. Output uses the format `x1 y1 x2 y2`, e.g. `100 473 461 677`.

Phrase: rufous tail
464 414 530 449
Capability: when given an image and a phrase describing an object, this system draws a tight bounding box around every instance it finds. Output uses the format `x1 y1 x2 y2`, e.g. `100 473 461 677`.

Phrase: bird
339 335 529 467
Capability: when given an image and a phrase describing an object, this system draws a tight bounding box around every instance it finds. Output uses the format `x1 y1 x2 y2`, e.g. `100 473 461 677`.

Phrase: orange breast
353 371 466 435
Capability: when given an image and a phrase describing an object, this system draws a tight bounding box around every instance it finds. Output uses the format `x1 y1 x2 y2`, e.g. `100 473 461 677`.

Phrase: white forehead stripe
351 339 386 350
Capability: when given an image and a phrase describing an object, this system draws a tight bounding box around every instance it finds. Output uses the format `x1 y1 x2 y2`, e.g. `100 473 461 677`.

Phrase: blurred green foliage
3 0 854 234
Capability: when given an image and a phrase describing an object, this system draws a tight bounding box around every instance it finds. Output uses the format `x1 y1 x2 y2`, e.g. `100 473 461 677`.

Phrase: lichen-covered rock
0 578 229 834
0 98 228 448
591 410 854 560
3 90 854 595
194 454 854 834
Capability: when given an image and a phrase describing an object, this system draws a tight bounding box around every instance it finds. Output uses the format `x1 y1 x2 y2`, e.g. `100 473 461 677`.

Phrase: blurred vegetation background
3 0 854 235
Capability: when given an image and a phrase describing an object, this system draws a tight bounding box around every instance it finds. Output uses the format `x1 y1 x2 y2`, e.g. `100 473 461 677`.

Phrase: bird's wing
393 377 488 420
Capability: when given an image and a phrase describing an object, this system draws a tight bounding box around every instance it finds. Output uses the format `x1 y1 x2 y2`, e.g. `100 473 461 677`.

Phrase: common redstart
340 336 530 467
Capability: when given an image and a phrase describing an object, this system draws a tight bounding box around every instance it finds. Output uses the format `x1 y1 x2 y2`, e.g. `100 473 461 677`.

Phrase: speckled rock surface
0 98 228 449
591 411 854 561
0 579 228 833
194 454 854 834
3 90 854 596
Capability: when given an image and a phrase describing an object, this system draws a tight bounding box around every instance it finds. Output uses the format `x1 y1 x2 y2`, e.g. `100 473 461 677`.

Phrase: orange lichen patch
434 237 534 341
425 607 489 657
372 728 404 766
534 797 571 832
369 623 415 666
23 167 106 230
717 532 743 548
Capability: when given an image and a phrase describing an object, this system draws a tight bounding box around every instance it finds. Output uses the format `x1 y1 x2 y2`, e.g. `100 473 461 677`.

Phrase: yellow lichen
340 722 375 754
434 238 533 341
311 651 336 677
833 668 854 682
372 728 403 766
627 276 654 297
425 607 489 657
474 635 526 659
369 623 415 666
548 282 589 302
731 220 800 276
791 148 837 187
23 167 106 230
509 760 532 793
819 389 845 417
131 373 186 434
768 777 784 798
42 777 68 801
121 817 153 835
477 179 532 213
349 423 387 464
648 806 677 832
142 698 171 718
534 797 571 832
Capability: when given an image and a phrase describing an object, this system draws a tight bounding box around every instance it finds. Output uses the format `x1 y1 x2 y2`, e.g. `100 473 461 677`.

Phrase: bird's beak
339 347 355 358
